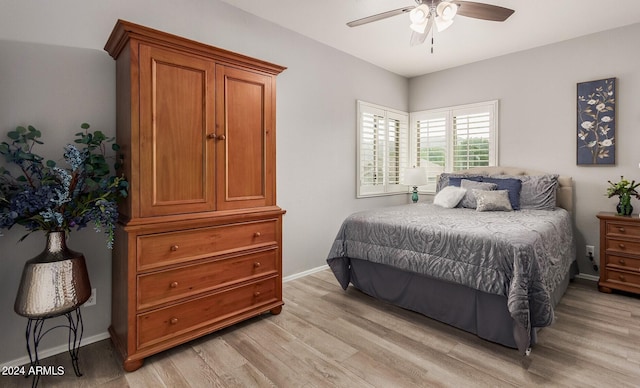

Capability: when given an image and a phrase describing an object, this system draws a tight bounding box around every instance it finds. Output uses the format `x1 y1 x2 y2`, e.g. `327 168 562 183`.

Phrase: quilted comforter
327 203 576 336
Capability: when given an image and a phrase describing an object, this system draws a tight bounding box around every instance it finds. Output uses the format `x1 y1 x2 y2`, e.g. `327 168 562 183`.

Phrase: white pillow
433 186 467 208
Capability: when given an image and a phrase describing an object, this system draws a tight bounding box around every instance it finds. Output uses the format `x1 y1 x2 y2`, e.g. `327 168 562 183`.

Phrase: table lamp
403 167 428 203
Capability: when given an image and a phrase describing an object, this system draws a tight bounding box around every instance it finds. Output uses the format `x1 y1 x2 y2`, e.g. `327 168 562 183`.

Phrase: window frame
409 100 499 193
356 100 409 198
356 99 499 198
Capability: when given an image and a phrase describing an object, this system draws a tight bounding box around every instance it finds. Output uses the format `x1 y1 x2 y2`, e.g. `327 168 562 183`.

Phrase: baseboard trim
576 273 599 282
283 264 329 283
1 331 111 370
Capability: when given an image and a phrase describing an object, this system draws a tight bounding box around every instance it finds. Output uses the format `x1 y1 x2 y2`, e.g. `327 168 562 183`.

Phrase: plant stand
23 307 84 388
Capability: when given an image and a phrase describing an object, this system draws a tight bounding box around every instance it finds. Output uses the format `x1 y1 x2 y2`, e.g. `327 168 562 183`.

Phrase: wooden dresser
104 20 286 371
597 212 640 295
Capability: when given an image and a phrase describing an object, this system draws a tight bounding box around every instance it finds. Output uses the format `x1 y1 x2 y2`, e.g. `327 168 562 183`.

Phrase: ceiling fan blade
452 1 515 22
347 6 415 27
410 16 433 46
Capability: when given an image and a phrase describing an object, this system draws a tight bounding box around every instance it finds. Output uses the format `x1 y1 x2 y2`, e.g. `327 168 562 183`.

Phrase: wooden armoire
104 20 286 372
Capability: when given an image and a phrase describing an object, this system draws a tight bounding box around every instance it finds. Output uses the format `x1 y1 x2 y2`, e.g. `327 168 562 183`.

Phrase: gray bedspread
326 203 576 337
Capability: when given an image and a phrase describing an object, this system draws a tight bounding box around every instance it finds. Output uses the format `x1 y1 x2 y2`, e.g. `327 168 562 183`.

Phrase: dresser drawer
137 277 277 349
604 238 640 256
602 268 640 288
605 254 640 272
606 222 640 238
137 249 278 310
138 220 277 270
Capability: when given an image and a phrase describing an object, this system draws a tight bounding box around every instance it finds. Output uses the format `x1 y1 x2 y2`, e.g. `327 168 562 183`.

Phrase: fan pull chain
431 35 434 54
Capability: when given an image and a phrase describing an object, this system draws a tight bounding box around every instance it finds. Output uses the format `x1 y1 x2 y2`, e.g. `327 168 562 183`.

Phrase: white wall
0 0 409 365
409 23 640 277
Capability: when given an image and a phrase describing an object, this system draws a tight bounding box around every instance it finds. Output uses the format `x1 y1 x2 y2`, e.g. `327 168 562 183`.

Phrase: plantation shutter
413 113 447 192
452 106 493 171
357 101 409 197
410 101 498 193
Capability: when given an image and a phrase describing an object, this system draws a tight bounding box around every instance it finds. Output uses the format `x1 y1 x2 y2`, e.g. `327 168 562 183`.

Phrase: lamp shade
403 167 428 186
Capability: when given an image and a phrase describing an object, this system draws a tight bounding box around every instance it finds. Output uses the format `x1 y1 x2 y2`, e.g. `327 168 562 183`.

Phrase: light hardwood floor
3 269 640 387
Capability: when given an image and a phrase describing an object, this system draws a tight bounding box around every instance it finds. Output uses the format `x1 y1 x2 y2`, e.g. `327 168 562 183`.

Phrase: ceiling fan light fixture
437 1 458 21
409 4 430 33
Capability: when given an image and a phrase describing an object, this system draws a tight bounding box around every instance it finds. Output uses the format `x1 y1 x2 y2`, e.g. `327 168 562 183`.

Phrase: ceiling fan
347 0 515 50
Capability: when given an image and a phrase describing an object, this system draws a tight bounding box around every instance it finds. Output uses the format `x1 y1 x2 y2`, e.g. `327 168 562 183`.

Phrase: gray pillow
460 179 497 209
474 189 513 212
493 174 559 210
436 173 480 192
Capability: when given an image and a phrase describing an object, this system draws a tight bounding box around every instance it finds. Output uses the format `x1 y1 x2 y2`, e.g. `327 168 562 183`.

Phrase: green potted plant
606 176 640 216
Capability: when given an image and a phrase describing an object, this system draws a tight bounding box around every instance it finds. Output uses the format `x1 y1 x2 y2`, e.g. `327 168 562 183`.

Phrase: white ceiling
219 0 640 78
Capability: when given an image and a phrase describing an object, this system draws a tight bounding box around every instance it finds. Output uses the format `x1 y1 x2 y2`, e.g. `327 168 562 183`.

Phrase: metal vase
14 231 92 318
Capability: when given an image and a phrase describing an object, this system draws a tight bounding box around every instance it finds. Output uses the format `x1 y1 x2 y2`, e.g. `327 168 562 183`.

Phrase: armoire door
215 64 275 210
139 44 216 217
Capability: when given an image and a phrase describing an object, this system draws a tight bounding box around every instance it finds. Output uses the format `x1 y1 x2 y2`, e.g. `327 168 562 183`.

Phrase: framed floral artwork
577 77 616 165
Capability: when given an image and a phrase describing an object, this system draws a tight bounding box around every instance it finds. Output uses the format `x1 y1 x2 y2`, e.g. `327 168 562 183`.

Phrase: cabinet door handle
170 317 179 325
206 133 217 139
218 134 226 140
170 245 179 252
170 281 179 288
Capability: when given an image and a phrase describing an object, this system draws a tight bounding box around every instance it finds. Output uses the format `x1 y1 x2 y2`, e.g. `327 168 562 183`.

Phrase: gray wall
0 0 408 365
409 23 640 277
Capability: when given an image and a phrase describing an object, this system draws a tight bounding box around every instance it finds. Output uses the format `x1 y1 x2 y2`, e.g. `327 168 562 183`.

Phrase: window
357 101 409 197
357 100 498 197
410 100 498 192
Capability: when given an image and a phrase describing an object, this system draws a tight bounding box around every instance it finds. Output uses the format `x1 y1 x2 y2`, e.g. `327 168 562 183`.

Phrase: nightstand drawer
605 238 640 256
137 249 278 310
602 268 640 288
138 220 277 270
137 277 278 349
606 222 640 238
605 254 640 272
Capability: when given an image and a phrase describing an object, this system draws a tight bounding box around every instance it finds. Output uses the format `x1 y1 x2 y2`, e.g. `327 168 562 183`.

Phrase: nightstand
597 212 640 294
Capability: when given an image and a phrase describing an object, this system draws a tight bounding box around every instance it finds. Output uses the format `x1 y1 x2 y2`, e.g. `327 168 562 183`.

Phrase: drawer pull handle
254 291 261 297
254 262 261 268
170 245 179 252
170 317 179 325
619 259 626 265
619 274 626 282
618 243 626 249
254 232 261 237
170 281 179 288
618 227 626 233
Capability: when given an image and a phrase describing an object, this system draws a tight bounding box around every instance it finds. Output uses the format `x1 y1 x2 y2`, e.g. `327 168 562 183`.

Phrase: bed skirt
329 257 578 354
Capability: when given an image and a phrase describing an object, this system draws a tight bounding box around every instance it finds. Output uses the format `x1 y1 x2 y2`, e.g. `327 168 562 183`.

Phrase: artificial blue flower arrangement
0 123 128 248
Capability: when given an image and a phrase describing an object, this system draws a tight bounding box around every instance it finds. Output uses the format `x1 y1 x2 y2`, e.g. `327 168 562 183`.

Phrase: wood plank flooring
3 269 639 387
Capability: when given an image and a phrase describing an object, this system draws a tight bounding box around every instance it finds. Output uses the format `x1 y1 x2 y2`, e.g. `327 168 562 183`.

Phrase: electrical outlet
586 245 595 257
84 288 96 307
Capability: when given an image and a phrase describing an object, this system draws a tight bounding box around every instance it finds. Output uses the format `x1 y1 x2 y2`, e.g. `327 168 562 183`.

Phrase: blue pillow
481 177 522 210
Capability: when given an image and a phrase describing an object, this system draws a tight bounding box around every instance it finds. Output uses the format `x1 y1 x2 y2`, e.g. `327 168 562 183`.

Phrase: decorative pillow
436 173 481 192
495 174 559 210
481 177 522 210
433 186 467 208
474 189 513 212
447 176 482 188
460 180 497 209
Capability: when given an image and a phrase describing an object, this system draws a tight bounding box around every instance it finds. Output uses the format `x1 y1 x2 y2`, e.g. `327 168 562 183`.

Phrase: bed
326 167 578 354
